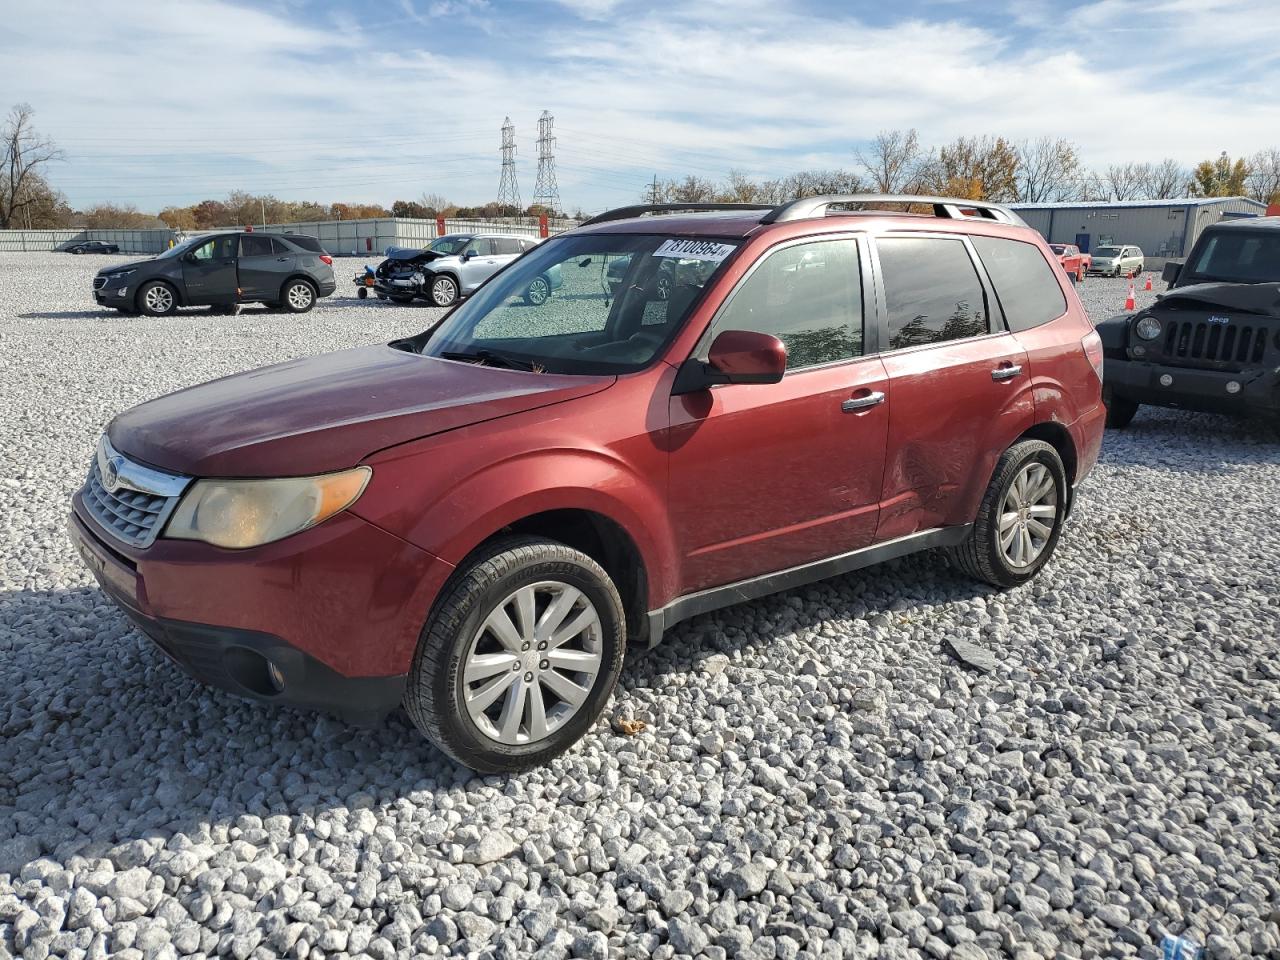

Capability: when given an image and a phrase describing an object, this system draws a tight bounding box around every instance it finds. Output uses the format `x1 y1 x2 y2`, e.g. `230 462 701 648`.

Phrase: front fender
354 444 679 609
1095 314 1132 356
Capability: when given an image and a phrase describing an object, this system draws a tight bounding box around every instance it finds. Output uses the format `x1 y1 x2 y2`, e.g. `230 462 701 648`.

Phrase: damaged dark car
1097 219 1280 429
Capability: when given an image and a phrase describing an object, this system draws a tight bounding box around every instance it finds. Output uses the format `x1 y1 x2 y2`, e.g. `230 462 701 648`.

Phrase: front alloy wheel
430 275 459 307
138 281 177 316
405 536 626 772
523 276 551 306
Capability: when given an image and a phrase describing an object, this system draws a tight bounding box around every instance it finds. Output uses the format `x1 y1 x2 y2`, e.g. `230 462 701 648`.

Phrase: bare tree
1 103 63 229
856 129 922 193
1246 148 1280 204
1142 158 1188 199
1102 163 1147 200
1015 137 1082 202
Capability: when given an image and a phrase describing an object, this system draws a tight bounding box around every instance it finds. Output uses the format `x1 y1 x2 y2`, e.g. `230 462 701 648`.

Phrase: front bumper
1104 357 1280 416
93 281 132 306
68 500 455 723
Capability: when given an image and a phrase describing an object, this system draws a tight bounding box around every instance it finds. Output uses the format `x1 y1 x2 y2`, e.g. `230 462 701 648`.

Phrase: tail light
319 254 333 265
1082 330 1104 384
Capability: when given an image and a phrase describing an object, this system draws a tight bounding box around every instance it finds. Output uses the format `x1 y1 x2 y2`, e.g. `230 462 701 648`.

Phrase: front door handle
276 257 291 262
842 390 886 412
991 364 1023 381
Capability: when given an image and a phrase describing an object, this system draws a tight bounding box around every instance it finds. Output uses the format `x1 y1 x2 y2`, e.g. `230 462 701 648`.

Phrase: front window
429 236 470 255
1049 244 1066 254
1094 246 1122 258
421 233 741 374
1187 231 1280 283
189 235 237 261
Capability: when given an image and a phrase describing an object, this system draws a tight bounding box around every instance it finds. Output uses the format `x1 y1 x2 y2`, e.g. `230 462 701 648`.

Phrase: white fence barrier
0 217 583 256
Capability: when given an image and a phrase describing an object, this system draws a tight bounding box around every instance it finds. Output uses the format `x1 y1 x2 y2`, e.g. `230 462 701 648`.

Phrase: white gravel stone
0 258 1277 958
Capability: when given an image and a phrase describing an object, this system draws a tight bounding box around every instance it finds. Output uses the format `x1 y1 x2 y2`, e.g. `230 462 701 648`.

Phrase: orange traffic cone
1144 273 1153 291
1124 280 1136 311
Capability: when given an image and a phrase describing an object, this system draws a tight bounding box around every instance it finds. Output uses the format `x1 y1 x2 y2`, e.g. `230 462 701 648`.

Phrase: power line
496 117 521 212
532 110 562 215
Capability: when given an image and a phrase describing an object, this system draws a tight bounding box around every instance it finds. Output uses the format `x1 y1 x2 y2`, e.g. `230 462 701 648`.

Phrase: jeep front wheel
404 536 626 772
1105 394 1139 429
949 439 1067 589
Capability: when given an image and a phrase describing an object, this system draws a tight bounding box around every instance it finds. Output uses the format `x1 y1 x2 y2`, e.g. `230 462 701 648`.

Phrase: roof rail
762 194 1027 226
580 202 775 226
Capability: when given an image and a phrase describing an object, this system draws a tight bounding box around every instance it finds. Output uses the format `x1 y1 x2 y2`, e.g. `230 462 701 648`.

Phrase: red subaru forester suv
70 195 1106 772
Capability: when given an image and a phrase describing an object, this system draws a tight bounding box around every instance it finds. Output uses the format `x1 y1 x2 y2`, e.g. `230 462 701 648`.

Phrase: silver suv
376 233 560 307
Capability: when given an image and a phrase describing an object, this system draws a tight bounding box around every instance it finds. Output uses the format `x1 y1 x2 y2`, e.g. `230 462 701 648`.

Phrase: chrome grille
80 437 190 548
92 276 107 290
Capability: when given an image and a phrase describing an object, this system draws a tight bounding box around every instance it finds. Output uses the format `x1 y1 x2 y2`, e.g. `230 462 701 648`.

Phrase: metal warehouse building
1009 197 1266 265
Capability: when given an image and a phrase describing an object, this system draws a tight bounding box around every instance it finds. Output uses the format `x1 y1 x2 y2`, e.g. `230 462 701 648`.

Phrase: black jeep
1097 218 1280 429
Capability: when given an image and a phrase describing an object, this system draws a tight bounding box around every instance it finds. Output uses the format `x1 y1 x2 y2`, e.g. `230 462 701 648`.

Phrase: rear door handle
991 364 1023 381
276 257 291 262
842 391 886 412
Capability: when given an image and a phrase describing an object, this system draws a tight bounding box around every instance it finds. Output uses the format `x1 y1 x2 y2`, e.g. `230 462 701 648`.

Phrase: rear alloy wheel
281 280 316 313
137 281 177 317
404 536 626 772
949 439 1067 589
430 274 459 307
523 275 551 306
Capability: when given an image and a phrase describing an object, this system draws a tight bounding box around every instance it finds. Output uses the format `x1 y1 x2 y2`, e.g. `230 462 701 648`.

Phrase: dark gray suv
93 232 337 316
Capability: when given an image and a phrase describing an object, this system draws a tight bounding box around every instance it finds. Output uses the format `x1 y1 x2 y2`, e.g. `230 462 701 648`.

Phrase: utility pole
649 175 659 204
496 116 522 215
260 198 267 228
532 110 562 215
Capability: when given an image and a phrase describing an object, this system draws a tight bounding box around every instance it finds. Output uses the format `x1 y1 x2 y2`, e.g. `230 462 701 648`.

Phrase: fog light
1131 345 1146 357
1159 374 1174 387
116 287 127 297
267 662 286 692
1226 380 1241 394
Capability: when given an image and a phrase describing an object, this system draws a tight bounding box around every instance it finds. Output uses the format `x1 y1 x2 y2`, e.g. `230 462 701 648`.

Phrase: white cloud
2 0 1278 212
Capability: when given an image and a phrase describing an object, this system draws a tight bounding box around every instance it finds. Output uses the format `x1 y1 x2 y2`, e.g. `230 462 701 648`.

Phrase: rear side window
713 238 863 369
493 237 523 255
240 235 274 257
877 237 988 350
971 236 1067 332
284 235 324 253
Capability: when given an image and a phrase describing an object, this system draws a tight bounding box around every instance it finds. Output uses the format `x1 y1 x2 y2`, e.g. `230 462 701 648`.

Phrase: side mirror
462 250 477 261
1162 261 1182 284
707 330 787 384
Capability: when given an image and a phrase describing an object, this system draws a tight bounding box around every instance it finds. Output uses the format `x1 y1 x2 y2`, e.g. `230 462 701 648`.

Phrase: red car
70 195 1106 772
1049 243 1091 283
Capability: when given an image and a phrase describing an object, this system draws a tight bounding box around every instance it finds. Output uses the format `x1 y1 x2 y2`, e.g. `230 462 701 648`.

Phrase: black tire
523 275 551 306
429 274 459 307
71 247 83 255
1105 394 1139 429
280 279 316 313
404 536 626 773
357 287 368 299
136 280 178 317
948 439 1067 589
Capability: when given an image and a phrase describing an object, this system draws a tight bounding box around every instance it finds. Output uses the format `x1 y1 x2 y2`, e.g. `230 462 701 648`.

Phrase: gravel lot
1 251 1278 960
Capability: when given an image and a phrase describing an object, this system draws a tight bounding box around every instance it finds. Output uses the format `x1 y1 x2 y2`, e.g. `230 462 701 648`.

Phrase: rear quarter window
284 235 325 253
970 236 1067 332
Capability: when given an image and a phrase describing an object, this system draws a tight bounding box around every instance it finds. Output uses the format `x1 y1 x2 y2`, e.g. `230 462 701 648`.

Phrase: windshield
1186 231 1280 283
429 236 470 255
1094 246 1122 258
1049 244 1067 254
421 233 741 374
155 235 205 259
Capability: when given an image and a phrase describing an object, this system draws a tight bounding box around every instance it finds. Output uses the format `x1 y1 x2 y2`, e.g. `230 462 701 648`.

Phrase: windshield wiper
440 349 539 371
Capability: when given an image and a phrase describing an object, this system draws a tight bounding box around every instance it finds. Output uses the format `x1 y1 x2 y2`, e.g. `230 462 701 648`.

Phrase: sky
3 0 1280 214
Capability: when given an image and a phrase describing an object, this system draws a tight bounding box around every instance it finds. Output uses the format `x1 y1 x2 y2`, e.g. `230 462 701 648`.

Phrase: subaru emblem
102 457 122 493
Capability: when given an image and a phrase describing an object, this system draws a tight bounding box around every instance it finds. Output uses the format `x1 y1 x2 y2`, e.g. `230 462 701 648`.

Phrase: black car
66 240 120 255
1097 218 1280 428
93 232 337 316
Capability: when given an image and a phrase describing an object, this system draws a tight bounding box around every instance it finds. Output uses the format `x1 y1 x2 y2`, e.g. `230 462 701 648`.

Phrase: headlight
165 467 371 549
108 269 135 282
1135 316 1162 340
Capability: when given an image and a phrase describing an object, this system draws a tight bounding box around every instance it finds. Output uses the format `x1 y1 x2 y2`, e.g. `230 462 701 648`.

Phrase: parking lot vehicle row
70 194 1106 772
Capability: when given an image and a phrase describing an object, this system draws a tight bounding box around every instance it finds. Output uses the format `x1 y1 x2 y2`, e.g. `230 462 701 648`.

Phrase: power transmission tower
496 116 521 214
532 110 561 215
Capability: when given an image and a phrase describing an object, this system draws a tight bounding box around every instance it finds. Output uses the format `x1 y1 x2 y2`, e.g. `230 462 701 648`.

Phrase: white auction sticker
651 238 736 262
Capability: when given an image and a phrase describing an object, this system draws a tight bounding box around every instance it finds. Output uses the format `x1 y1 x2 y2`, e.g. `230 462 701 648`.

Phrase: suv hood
108 345 613 477
1160 281 1280 316
98 258 157 275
